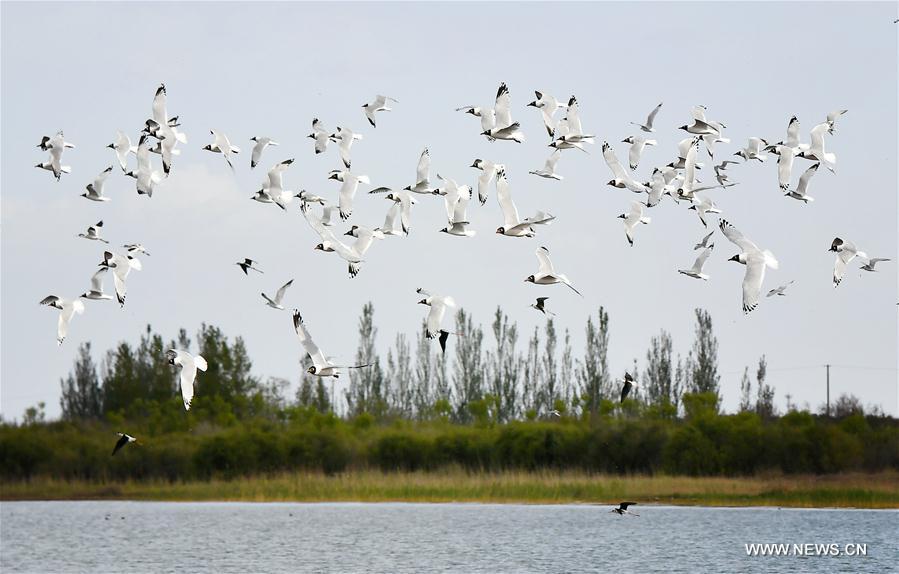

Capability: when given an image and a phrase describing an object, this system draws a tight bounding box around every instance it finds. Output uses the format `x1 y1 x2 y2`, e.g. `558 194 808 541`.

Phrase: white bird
125 135 163 197
471 158 504 205
166 349 208 410
417 289 457 353
618 201 651 246
111 432 138 456
107 131 135 172
482 121 525 143
766 280 795 297
776 144 796 190
39 295 85 345
35 131 72 181
734 137 769 162
622 136 657 170
80 268 114 301
404 148 436 194
456 105 496 136
829 238 867 287
82 167 113 202
123 243 151 257
376 201 405 237
527 90 566 138
78 220 109 243
249 136 278 169
304 208 379 277
643 170 668 208
766 116 807 156
679 117 722 137
99 251 143 307
262 279 293 309
784 162 819 203
679 244 714 280
236 258 263 275
551 96 593 149
293 310 371 376
495 170 555 237
631 102 663 133
529 150 563 180
143 83 179 138
713 160 739 185
860 258 890 272
524 246 582 296
294 189 327 207
362 95 397 127
151 121 187 175
330 126 363 168
677 137 702 198
330 169 371 219
203 130 240 169
797 122 836 172
434 174 471 222
825 109 848 134
439 183 476 237
694 230 714 250
687 195 722 228
720 219 779 313
261 158 295 210
307 118 330 154
602 142 648 193
372 189 416 235
37 131 75 151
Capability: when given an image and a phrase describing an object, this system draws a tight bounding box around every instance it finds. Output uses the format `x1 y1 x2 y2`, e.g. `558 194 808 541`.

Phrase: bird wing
602 143 629 181
786 116 800 147
544 150 561 173
152 85 167 124
645 102 662 128
293 310 328 368
382 201 400 232
719 219 760 254
494 82 512 128
339 177 359 219
111 434 129 456
251 140 266 168
274 279 293 304
426 298 449 338
57 301 82 343
451 187 470 224
777 146 794 189
179 360 197 410
566 96 582 135
477 165 494 205
90 267 107 292
742 255 767 313
795 162 819 196
496 171 521 228
693 244 714 272
628 140 643 170
415 148 430 184
535 246 555 275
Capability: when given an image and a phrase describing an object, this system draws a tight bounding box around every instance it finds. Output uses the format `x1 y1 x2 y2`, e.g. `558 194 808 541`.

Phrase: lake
1 501 895 573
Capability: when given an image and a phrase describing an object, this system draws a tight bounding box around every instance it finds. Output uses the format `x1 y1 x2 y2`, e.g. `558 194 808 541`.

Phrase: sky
1 2 897 420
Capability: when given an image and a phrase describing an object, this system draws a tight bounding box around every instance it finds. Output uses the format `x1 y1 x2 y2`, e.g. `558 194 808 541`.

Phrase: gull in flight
485 82 522 142
525 246 582 296
261 279 293 309
82 167 113 202
765 116 808 156
123 243 151 257
77 220 109 243
304 206 380 276
330 126 363 168
529 150 563 180
471 158 504 205
203 130 241 170
679 118 721 137
687 195 722 228
249 136 278 169
81 268 114 301
694 230 714 250
437 180 476 237
610 502 639 517
643 169 668 208
713 160 739 185
784 163 819 203
530 297 555 316
417 288 457 354
39 295 85 345
527 90 567 138
679 244 714 280
236 258 263 275
166 349 208 410
142 83 181 138
825 109 848 134
618 201 651 246
99 251 143 307
107 131 135 172
308 119 330 154
259 159 295 210
829 238 867 287
330 168 372 219
551 96 593 149
404 148 436 194
293 310 371 376
620 372 636 402
602 142 648 193
370 188 416 235
631 102 663 133
125 135 163 197
766 280 795 297
776 144 796 191
37 131 75 151
495 170 555 237
622 136 656 170
362 94 397 127
720 219 779 314
375 201 406 237
797 122 836 173
860 258 891 272
734 137 769 162
111 433 138 456
35 131 73 181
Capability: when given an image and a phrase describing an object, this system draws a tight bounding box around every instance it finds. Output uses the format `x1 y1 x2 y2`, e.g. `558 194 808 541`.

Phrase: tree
452 309 485 421
754 355 775 419
387 334 414 418
739 367 753 413
539 318 559 414
559 329 573 410
60 342 102 420
522 327 541 416
576 307 611 416
829 394 864 418
413 323 436 418
346 302 385 417
101 342 141 414
644 330 678 415
489 308 521 422
194 324 258 417
690 309 720 405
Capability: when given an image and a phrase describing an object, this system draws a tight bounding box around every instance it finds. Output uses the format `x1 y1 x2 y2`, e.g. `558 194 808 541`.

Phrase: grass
3 470 898 508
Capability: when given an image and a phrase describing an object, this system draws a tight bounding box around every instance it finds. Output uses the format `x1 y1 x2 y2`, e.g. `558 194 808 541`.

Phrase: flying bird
35 131 73 181
825 109 848 134
860 258 891 272
829 238 867 287
123 243 151 257
330 126 363 168
166 349 208 410
610 502 639 517
734 137 769 162
82 167 114 202
39 296 85 345
249 136 278 169
495 170 555 237
293 310 371 376
631 102 662 133
694 230 714 250
107 131 135 172
77 220 108 243
620 372 636 402
784 163 819 203
524 246 582 296
99 251 143 307
417 289 457 353
618 201 651 246
80 268 114 301
797 122 836 172
530 297 555 316
471 158 504 205
330 168 372 219
362 95 397 127
766 281 795 297
125 135 163 197
679 244 714 280
308 119 330 154
111 433 138 456
687 195 722 228
404 148 436 194
529 150 563 180
527 90 566 138
262 279 293 309
622 136 656 170
720 219 779 313
602 142 648 193
203 130 241 170
236 258 263 275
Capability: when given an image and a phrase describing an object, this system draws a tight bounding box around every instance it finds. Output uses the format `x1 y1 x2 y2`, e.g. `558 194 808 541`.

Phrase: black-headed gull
529 150 563 180
330 126 363 168
262 279 293 309
720 219 779 313
330 168 371 219
308 119 330 154
99 251 143 307
471 158 504 205
249 136 278 169
77 220 108 243
293 310 371 376
40 295 85 345
107 131 135 172
35 131 73 181
82 167 113 202
602 142 648 193
618 201 651 246
829 238 867 287
404 148 436 194
362 95 397 127
734 137 769 162
166 349 207 410
525 246 582 296
784 162 819 203
622 136 656 170
631 102 663 133
80 268 114 301
203 130 240 170
527 90 566 138
530 297 555 316
679 244 714 280
766 280 795 297
860 258 890 272
495 170 555 237
417 288 456 353
125 135 163 197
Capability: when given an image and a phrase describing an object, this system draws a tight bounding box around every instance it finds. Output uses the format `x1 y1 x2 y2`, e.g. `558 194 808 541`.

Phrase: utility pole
825 364 831 417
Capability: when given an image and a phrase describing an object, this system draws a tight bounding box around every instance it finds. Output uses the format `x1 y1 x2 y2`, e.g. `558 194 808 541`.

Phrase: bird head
385 193 396 201
328 172 340 181
417 298 429 305
439 227 449 234
250 136 258 142
344 226 358 237
728 254 747 264
307 366 317 375
829 237 843 252
526 100 537 107
524 275 535 283
622 137 634 144
314 243 325 251
202 144 212 151
617 213 626 219
606 179 618 187
678 125 688 131
466 108 478 116
471 159 482 169
495 226 505 235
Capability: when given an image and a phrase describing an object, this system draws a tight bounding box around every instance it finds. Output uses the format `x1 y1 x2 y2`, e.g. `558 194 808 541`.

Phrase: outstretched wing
535 246 555 275
494 82 512 128
416 148 430 184
293 310 328 368
742 257 767 313
496 171 520 228
719 219 760 254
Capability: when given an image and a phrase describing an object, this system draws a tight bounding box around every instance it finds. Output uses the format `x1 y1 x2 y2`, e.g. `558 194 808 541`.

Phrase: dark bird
111 432 138 456
530 297 555 316
236 258 264 275
620 372 635 403
610 502 639 516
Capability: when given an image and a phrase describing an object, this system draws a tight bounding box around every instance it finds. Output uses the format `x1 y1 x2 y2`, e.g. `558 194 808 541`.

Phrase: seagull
404 148 436 194
308 118 330 154
668 137 705 171
529 150 563 180
376 201 406 237
111 433 138 456
125 135 163 197
39 296 85 345
829 238 867 287
551 96 593 149
677 137 702 198
417 289 456 352
80 268 114 301
679 118 721 137
618 201 651 246
527 90 566 138
236 258 263 275
643 170 668 208
330 169 371 219
694 230 714 250
330 126 363 168
482 121 524 143
610 502 639 516
82 167 113 202
602 142 648 193
261 158 295 210
860 258 890 272
35 131 72 181
37 131 75 151
620 372 636 402
548 117 586 152
438 182 476 237
784 163 819 203
713 160 739 185
530 297 555 316
471 158 504 205
456 105 496 137
734 137 769 162
679 244 714 280
107 131 135 172
262 279 293 309
720 219 779 313
495 170 555 237
524 246 582 296
77 220 109 243
797 122 836 172
775 144 796 191
765 116 807 156
631 102 663 133
143 83 180 138
293 310 371 377
373 189 416 235
123 243 151 257
295 189 327 207
99 251 143 307
687 195 721 228
166 349 208 410
825 109 848 134
362 95 397 127
249 136 278 169
304 207 380 276
433 174 467 221
622 136 656 170
151 121 186 175
766 280 794 297
203 130 240 169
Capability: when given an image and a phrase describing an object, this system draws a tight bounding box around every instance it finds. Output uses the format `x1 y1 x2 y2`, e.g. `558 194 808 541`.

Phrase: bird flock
36 82 890 455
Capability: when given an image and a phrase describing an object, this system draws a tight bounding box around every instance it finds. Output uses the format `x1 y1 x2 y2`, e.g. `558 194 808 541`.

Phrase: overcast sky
2 2 897 420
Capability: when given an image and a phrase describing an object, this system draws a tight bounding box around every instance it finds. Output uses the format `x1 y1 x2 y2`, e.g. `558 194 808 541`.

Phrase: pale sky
2 2 897 420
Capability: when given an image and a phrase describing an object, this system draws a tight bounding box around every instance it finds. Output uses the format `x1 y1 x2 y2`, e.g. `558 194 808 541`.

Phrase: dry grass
3 470 897 508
